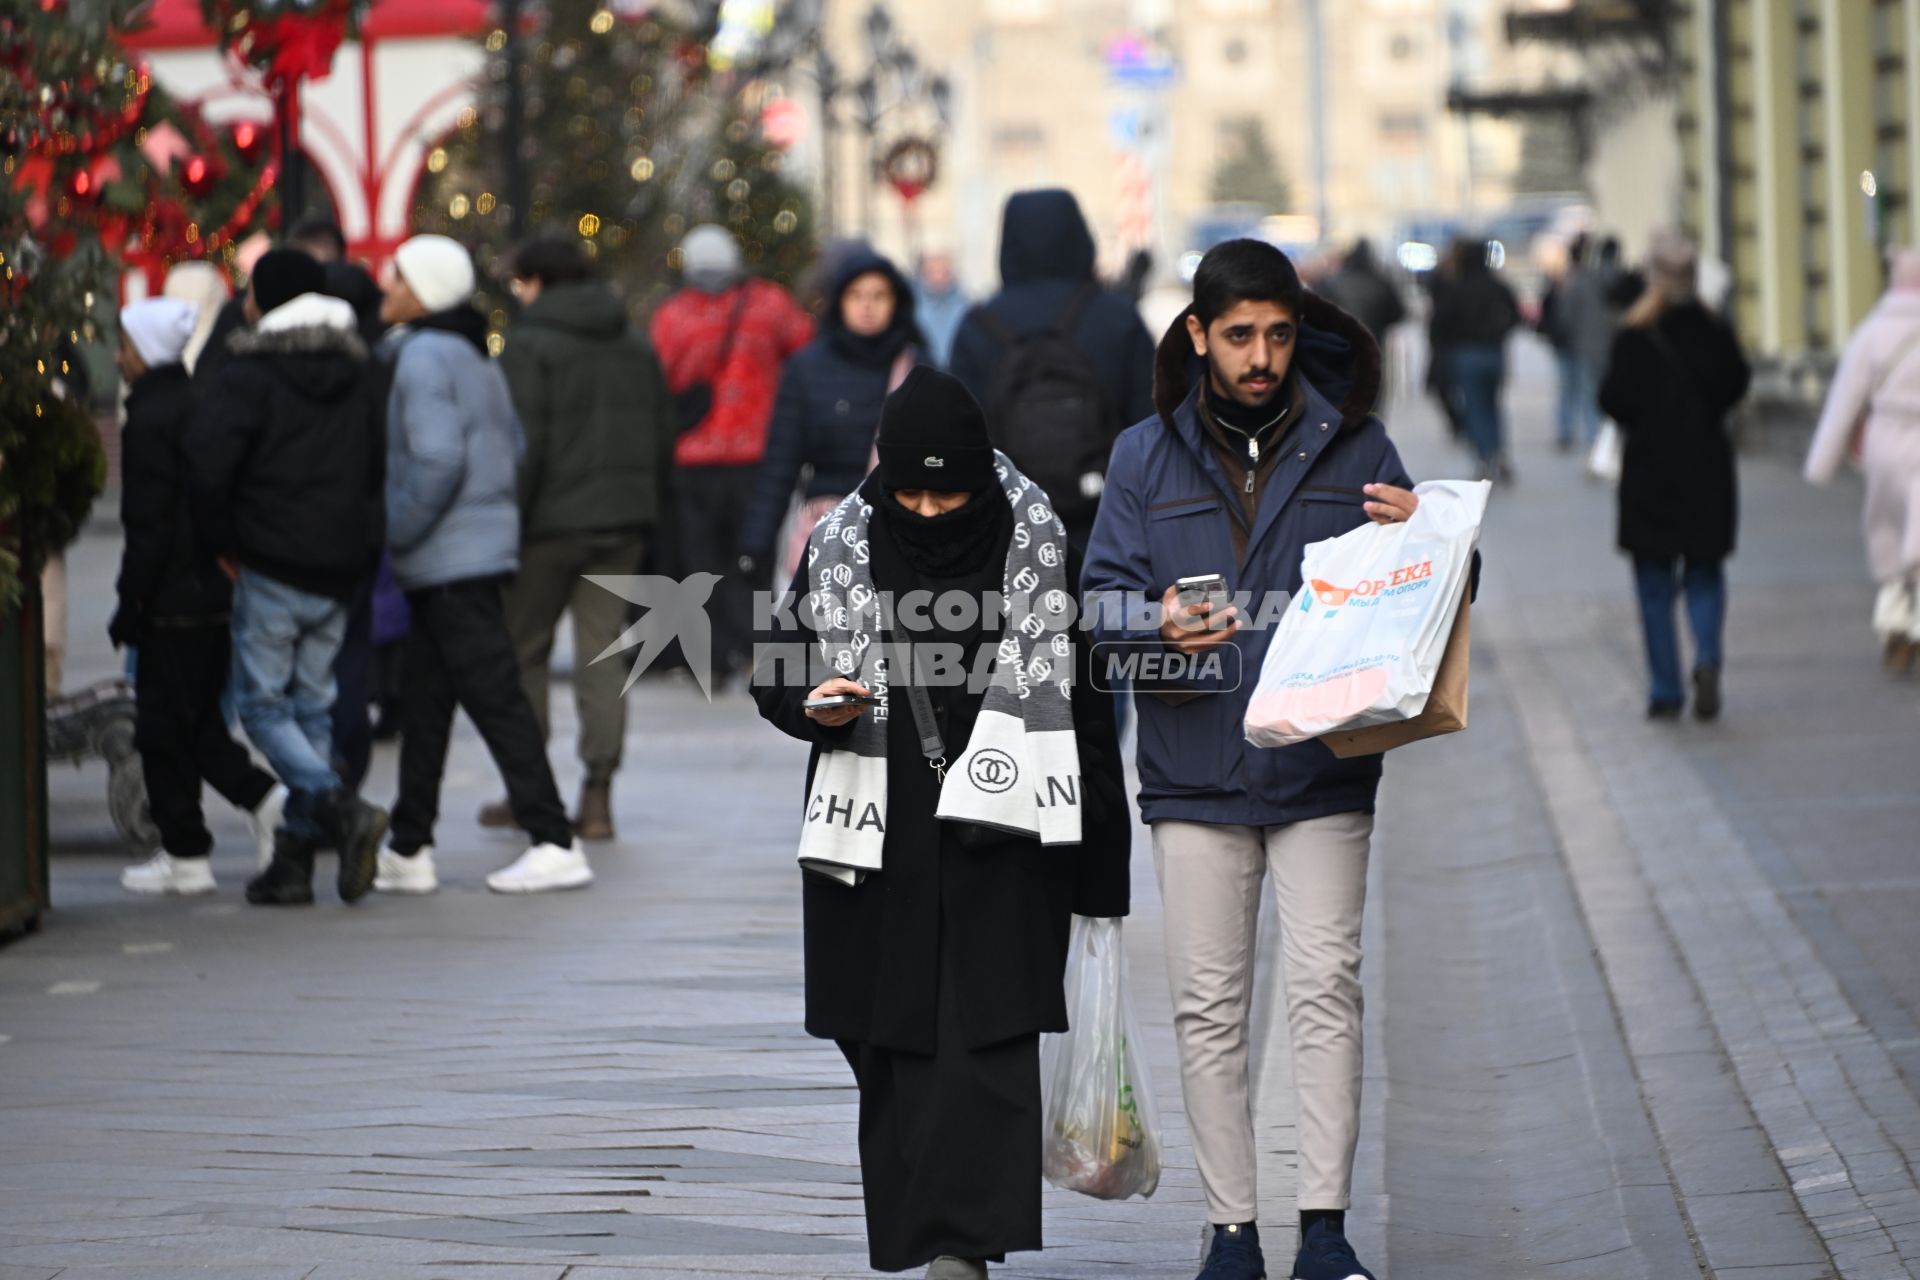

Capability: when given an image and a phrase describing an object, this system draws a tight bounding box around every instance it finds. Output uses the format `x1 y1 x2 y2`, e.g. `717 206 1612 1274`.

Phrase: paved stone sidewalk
5 338 1918 1278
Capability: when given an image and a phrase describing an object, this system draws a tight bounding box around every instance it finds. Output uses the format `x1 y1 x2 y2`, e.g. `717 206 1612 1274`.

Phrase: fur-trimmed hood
226 292 367 401
1152 290 1382 432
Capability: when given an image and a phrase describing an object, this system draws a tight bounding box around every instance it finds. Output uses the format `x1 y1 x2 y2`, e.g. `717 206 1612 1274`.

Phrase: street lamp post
809 2 949 238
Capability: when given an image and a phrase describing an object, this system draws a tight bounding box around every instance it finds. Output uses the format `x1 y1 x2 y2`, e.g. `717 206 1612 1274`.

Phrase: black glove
107 604 138 650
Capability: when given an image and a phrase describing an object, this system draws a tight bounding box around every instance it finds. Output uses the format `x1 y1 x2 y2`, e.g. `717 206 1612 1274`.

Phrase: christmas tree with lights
413 0 817 322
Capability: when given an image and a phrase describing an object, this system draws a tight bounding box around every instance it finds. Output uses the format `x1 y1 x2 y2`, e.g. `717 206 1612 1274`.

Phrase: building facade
1677 0 1920 369
817 0 1540 288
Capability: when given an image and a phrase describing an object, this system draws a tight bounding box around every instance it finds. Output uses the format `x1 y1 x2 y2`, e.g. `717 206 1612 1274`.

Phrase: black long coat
752 487 1132 1056
114 364 234 636
1599 303 1751 562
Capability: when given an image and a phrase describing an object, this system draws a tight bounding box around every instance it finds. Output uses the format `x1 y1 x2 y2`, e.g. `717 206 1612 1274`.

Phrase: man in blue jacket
1084 240 1417 1280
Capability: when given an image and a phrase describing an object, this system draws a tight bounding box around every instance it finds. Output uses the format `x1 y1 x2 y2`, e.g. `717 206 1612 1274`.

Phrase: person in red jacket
650 225 815 682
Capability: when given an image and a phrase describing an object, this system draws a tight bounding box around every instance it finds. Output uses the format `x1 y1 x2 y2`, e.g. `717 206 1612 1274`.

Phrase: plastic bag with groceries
1040 915 1162 1201
1244 479 1490 748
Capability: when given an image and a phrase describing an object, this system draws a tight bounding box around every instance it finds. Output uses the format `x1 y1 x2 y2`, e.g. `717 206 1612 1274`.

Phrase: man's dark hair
287 215 347 259
509 234 594 287
1192 238 1305 327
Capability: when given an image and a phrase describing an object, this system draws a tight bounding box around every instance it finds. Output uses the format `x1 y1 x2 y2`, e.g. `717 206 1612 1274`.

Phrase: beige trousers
1151 811 1373 1223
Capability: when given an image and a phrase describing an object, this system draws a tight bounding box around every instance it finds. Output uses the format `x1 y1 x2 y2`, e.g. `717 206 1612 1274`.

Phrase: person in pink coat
1806 248 1920 672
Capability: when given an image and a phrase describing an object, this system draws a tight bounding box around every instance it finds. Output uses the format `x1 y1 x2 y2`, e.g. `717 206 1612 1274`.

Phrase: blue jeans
1632 556 1726 707
1448 345 1507 464
231 569 347 837
1555 350 1601 448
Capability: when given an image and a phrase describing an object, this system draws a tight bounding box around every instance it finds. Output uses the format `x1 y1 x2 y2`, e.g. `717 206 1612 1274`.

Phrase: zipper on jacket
1244 468 1255 494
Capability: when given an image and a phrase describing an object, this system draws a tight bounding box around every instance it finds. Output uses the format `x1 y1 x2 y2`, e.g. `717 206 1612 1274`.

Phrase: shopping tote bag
1244 479 1490 748
1319 594 1470 757
1040 916 1162 1200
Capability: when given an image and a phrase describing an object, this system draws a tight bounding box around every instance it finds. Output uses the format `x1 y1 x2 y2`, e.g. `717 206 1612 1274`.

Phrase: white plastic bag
1245 479 1490 748
1040 915 1162 1200
1586 420 1622 485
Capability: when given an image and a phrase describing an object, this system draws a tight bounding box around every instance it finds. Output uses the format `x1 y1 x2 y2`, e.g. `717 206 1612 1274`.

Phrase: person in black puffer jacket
112 298 284 899
739 246 922 578
189 248 390 908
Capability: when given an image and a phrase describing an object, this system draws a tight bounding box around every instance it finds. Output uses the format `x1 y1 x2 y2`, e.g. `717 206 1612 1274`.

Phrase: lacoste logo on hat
924 456 946 467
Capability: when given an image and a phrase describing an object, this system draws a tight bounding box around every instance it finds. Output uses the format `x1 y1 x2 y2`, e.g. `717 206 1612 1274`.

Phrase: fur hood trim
231 293 368 361
1153 291 1382 431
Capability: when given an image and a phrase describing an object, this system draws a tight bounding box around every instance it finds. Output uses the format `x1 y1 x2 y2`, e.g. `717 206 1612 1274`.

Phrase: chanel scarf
797 453 1082 886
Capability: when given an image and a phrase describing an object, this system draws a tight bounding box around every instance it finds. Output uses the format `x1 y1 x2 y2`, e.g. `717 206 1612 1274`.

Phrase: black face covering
877 486 1010 583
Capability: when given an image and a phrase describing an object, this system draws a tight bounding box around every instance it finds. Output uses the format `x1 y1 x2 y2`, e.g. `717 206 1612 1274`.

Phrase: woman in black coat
752 369 1131 1278
741 246 922 578
1599 232 1751 720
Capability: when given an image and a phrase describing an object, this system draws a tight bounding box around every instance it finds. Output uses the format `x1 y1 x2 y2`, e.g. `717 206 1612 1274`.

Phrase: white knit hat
119 297 200 368
680 224 744 293
392 234 477 313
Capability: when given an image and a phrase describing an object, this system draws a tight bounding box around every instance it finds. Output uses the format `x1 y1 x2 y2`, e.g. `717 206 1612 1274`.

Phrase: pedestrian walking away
1806 245 1920 673
1084 238 1427 1280
475 232 673 842
739 243 922 582
948 188 1156 552
913 250 970 371
1429 236 1520 483
1599 230 1751 721
372 234 586 897
188 248 390 907
753 367 1131 1278
1555 235 1628 453
650 224 815 683
111 297 285 897
1315 240 1406 351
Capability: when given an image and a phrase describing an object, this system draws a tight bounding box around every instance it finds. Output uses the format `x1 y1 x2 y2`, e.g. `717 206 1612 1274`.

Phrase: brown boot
477 798 519 830
573 780 614 841
1887 636 1918 675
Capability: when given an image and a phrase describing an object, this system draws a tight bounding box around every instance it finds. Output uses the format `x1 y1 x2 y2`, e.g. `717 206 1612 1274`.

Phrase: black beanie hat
250 248 327 316
875 366 997 493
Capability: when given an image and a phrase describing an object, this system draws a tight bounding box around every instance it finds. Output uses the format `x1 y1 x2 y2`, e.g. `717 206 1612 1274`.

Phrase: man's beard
1209 359 1284 409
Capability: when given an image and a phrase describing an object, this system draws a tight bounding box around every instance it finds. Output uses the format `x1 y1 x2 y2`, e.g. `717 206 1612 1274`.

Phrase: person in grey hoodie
369 235 587 898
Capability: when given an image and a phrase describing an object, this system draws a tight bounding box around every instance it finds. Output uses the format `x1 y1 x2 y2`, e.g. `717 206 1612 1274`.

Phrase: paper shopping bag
1320 595 1471 758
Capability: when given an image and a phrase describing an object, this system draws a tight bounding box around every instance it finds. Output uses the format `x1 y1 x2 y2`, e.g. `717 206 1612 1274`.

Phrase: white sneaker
121 852 217 896
486 840 593 894
249 784 288 871
374 845 439 895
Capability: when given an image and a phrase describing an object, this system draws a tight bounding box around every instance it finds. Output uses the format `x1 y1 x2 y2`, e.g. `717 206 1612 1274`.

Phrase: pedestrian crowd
106 189 1161 910
103 178 1920 1280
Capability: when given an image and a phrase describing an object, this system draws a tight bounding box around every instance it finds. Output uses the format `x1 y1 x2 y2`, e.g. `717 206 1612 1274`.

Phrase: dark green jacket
500 281 672 539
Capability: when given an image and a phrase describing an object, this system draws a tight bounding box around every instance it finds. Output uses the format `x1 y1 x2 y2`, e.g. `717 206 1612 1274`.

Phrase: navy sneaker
1197 1222 1265 1280
1291 1216 1376 1280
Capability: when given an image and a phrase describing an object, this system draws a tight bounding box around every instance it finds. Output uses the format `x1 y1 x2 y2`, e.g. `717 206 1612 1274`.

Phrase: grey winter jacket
383 324 525 590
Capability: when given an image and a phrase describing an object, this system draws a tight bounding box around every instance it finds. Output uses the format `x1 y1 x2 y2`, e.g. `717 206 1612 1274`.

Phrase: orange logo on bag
1308 560 1434 609
1309 579 1354 607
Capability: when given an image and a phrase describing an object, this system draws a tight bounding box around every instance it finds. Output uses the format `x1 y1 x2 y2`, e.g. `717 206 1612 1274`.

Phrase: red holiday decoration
231 119 266 163
880 138 938 205
179 152 222 197
200 0 367 88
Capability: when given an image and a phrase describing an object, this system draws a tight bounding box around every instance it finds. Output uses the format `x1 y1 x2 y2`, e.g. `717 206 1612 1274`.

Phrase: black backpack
973 284 1115 526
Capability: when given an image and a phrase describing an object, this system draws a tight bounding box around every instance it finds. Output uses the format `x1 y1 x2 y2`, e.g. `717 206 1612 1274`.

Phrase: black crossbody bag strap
880 608 947 783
